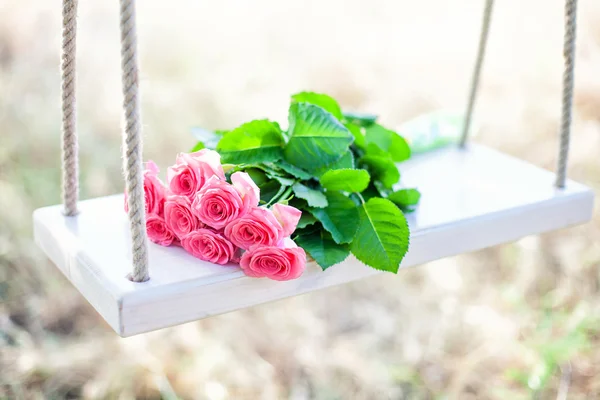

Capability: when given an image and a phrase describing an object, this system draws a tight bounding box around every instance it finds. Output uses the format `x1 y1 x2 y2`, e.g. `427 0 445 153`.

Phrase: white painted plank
33 145 595 336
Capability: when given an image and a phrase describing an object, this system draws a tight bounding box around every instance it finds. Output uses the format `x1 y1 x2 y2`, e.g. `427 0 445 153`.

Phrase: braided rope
120 0 149 282
460 0 494 147
61 0 79 216
555 0 578 189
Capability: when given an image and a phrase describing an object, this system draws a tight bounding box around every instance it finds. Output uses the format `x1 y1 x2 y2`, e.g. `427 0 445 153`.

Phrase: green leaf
388 189 421 207
373 180 392 197
288 196 309 211
244 168 269 186
297 212 317 229
241 162 281 175
216 119 284 164
320 169 370 193
294 222 321 237
190 141 205 152
343 111 378 127
267 174 295 187
275 161 314 180
292 182 328 208
295 232 350 270
350 198 409 273
359 181 391 202
284 103 354 171
291 91 344 121
360 145 400 189
309 192 359 244
258 180 282 204
254 163 297 187
312 151 355 178
365 124 411 162
191 127 223 150
344 122 366 149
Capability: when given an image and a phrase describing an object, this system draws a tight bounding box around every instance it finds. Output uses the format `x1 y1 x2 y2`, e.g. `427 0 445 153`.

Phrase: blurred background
2 0 600 398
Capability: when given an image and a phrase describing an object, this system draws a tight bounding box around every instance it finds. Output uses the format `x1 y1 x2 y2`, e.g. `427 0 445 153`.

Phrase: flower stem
266 185 294 207
355 192 366 205
276 186 294 204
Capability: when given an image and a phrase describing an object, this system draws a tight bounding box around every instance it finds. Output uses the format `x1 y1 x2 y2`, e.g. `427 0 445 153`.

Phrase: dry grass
2 0 600 398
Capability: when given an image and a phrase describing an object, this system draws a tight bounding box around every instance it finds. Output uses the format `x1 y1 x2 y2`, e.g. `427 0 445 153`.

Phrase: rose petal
231 171 260 212
192 176 245 229
167 149 226 199
145 160 160 175
224 207 283 250
239 243 306 281
125 160 166 216
271 203 302 237
164 195 201 239
146 214 176 246
181 228 235 265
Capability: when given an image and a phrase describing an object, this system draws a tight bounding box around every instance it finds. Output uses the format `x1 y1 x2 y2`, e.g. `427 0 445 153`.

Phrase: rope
459 0 494 147
120 0 149 282
555 0 578 189
61 0 79 216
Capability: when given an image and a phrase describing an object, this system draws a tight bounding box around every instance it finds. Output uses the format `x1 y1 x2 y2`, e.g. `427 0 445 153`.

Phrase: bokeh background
3 0 600 398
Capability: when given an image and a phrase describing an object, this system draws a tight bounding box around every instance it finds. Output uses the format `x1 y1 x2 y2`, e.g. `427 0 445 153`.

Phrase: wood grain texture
33 145 595 336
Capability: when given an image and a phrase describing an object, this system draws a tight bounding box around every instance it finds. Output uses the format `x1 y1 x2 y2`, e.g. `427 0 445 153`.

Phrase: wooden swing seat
33 144 594 336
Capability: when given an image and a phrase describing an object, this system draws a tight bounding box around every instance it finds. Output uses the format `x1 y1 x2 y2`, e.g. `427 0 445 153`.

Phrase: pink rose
181 228 236 265
224 207 283 250
124 160 166 216
192 176 245 229
164 195 203 239
239 239 307 281
146 214 176 246
231 171 260 214
271 203 302 237
167 149 225 199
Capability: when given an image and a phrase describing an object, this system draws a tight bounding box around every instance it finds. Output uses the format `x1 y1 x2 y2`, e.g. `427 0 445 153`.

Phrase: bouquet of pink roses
125 149 307 282
127 91 420 281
